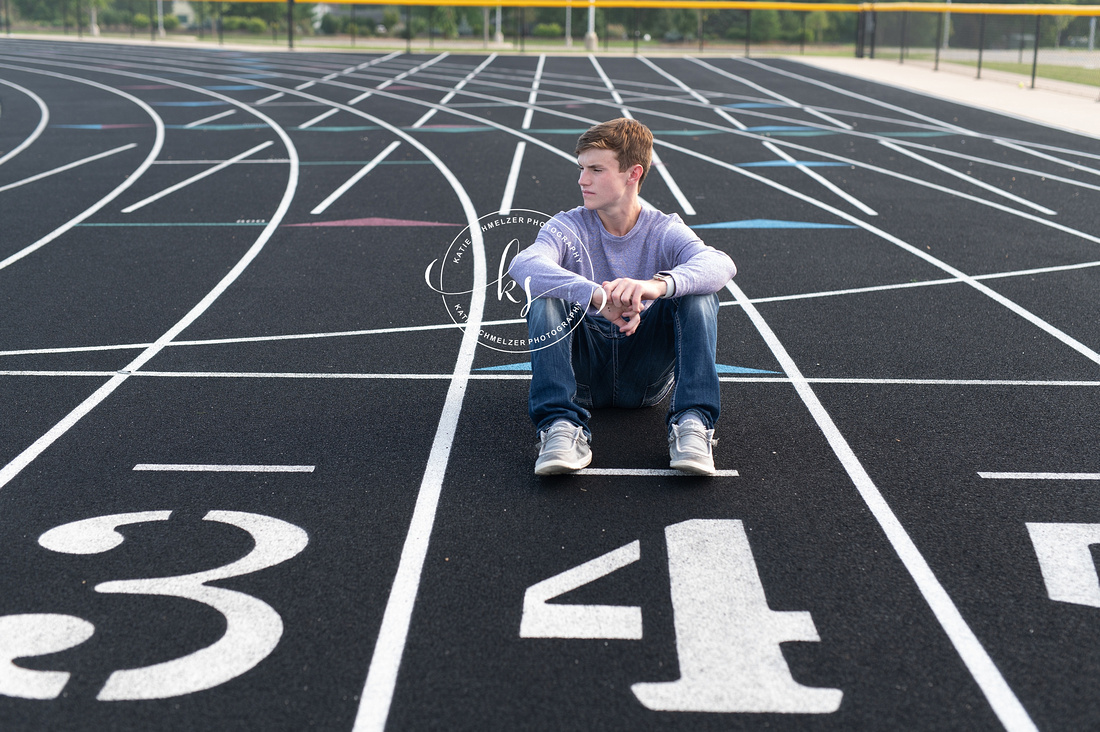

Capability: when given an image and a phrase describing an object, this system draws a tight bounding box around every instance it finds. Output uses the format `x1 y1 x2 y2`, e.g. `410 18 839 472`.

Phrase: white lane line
4 370 1100 388
0 77 49 168
577 468 740 477
499 141 526 215
335 89 485 732
880 140 1057 216
500 54 544 214
0 69 299 496
979 472 1100 481
412 53 497 129
644 58 871 214
333 59 1100 252
184 109 236 128
726 280 1037 732
735 57 967 135
357 51 402 70
7 252 1100 359
736 57 1100 171
590 55 696 216
295 80 316 90
0 144 137 193
636 57 749 131
122 140 273 213
297 107 339 129
762 140 878 216
656 136 1100 369
350 52 449 105
520 53 546 130
885 139 1100 194
134 463 315 472
994 139 1100 179
685 57 853 130
253 91 285 105
0 64 164 273
310 140 400 215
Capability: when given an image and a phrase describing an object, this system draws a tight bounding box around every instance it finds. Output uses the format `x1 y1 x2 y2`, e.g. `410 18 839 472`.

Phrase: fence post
698 9 703 52
899 11 907 63
405 5 411 53
633 6 638 54
1017 16 1025 63
934 12 942 69
1031 14 1040 88
856 10 864 58
869 11 876 59
800 12 806 55
745 9 751 57
976 13 985 79
287 0 294 49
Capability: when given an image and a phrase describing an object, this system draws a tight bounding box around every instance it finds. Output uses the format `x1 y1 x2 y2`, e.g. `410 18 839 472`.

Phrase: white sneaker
669 416 717 476
535 420 592 475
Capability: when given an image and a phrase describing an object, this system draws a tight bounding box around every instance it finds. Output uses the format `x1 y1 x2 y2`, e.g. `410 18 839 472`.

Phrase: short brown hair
575 118 653 191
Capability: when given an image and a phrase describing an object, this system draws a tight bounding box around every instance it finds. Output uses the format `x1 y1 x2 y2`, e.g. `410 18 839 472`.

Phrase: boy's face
577 148 639 212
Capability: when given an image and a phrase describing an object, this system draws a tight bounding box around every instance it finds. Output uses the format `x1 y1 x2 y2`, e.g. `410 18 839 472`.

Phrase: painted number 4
0 510 307 701
521 519 843 714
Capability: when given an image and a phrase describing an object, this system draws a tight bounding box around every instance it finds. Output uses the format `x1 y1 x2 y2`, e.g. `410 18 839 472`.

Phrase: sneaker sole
535 452 593 476
669 457 717 477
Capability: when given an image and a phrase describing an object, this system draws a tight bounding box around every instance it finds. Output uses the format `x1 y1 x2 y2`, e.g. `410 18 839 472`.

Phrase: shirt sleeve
660 217 737 297
506 213 600 308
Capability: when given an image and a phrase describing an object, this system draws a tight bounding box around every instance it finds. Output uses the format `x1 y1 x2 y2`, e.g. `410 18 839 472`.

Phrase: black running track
1 38 1099 732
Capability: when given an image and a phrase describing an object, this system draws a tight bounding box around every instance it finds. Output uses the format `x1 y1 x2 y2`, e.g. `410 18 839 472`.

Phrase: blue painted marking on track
692 219 857 230
476 363 532 371
716 364 782 374
727 102 788 109
738 161 846 168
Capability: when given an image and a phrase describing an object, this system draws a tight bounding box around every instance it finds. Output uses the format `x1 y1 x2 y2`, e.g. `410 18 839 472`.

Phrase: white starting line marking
576 469 739 477
979 472 1100 481
133 464 315 473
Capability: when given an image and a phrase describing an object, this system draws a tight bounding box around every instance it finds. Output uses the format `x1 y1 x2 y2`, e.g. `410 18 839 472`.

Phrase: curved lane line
0 77 49 168
0 68 298 493
0 64 165 273
12 46 490 732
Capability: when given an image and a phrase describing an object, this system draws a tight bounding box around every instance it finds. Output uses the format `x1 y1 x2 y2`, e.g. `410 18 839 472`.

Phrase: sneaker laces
537 421 586 452
670 419 716 456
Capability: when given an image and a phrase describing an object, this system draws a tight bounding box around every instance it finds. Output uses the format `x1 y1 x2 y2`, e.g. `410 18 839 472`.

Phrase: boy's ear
628 164 643 184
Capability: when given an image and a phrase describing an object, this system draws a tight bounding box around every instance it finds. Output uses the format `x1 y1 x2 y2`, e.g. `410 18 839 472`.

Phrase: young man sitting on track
508 118 736 476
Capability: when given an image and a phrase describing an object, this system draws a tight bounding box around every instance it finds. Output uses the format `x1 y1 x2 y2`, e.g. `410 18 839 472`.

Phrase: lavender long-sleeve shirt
508 206 736 315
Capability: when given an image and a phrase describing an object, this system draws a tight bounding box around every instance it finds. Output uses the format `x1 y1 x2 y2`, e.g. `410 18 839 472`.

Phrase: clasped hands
590 277 668 336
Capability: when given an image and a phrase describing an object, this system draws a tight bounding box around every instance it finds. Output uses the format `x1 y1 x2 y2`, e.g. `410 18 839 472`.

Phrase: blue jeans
527 294 721 437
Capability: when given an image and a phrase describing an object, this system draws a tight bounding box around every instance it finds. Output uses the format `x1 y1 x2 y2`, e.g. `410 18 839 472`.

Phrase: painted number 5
0 510 308 701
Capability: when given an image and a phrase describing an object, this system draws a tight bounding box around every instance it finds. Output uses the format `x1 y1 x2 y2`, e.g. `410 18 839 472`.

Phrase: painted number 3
0 510 308 701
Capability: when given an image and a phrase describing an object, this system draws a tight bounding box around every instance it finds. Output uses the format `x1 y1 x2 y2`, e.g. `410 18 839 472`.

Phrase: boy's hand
591 277 667 336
